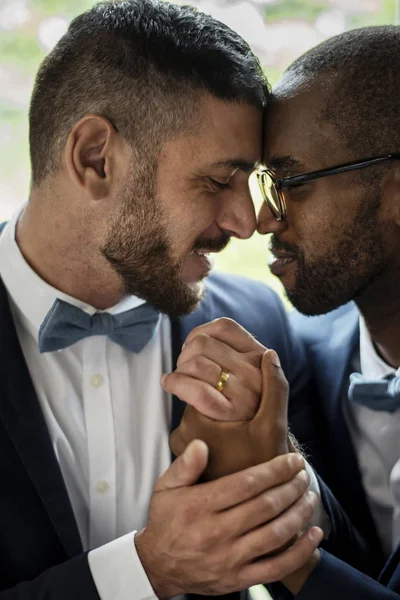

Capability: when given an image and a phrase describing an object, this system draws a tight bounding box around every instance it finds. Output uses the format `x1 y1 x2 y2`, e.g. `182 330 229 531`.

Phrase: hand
135 442 323 598
169 349 289 480
162 318 266 421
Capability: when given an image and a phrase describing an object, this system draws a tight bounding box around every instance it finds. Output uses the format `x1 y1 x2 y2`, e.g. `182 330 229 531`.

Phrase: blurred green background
0 0 398 301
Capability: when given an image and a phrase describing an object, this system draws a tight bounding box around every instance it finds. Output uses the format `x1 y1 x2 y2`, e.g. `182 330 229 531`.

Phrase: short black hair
29 0 268 186
281 26 400 158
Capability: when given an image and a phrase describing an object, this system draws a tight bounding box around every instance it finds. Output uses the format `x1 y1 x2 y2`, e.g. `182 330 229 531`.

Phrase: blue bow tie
39 298 161 354
348 372 400 412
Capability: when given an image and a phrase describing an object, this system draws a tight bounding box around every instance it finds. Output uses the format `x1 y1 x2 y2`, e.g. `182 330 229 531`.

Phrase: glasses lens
260 171 283 219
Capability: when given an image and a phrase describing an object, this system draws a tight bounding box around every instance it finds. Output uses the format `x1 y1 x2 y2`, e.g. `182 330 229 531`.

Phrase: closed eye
208 177 230 191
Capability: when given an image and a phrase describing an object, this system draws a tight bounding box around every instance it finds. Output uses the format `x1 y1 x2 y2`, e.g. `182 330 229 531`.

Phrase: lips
268 251 297 277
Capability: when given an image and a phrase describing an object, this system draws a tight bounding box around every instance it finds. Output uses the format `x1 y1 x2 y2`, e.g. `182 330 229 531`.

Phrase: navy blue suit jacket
0 219 311 599
287 305 400 599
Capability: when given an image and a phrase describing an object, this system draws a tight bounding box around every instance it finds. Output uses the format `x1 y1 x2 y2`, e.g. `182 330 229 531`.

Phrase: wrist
135 529 179 599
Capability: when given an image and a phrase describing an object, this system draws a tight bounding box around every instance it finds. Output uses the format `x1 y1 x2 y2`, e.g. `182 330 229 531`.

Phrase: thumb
254 349 289 426
154 439 209 492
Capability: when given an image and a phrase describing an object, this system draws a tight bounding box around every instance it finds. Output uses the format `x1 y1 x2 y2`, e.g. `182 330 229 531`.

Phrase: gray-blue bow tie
39 298 161 354
348 372 400 412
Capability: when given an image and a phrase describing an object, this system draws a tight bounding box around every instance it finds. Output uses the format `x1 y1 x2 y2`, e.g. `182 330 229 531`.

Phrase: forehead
264 85 346 170
161 95 263 170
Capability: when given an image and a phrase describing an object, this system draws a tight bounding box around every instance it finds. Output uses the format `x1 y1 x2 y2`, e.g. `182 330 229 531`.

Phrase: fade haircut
281 26 400 158
29 0 268 186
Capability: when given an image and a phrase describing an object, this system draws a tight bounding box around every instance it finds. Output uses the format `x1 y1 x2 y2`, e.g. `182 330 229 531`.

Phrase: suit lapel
0 277 82 558
312 307 382 548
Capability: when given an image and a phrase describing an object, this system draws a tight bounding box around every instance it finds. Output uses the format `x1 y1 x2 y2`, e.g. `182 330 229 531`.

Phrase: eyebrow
209 159 258 173
268 155 306 173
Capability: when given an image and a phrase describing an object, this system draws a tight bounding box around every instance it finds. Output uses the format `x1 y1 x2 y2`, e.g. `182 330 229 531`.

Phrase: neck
16 191 125 310
356 270 400 368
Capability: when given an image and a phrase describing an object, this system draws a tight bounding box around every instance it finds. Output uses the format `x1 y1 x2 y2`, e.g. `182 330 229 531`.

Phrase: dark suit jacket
0 219 311 599
285 305 400 599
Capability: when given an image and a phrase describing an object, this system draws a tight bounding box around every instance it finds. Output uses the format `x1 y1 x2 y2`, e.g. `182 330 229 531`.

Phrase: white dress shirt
344 316 400 556
0 211 172 600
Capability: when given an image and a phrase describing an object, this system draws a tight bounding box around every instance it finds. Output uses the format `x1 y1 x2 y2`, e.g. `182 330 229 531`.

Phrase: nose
257 201 288 235
217 184 257 240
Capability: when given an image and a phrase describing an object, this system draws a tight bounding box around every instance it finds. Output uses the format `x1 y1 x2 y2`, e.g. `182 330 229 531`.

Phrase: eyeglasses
250 152 400 221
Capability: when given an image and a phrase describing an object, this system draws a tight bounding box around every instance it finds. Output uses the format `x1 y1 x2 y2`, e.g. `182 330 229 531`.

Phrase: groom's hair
282 26 400 158
29 0 268 185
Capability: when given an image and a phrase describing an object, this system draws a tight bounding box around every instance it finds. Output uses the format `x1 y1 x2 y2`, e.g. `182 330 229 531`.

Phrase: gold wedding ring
215 368 230 393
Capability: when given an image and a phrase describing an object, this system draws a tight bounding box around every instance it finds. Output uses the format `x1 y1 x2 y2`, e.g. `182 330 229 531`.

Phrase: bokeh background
0 0 399 298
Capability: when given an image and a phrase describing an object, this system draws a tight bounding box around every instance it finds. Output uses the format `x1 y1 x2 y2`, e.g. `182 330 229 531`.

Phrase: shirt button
90 374 103 388
96 480 110 494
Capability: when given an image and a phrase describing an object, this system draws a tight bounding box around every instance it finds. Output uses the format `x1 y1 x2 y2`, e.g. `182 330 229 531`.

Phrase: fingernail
299 469 310 484
309 527 323 542
268 349 281 368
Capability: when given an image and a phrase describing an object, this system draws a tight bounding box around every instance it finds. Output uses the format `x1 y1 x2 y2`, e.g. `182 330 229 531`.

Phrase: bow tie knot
348 372 400 413
91 313 117 335
39 298 161 354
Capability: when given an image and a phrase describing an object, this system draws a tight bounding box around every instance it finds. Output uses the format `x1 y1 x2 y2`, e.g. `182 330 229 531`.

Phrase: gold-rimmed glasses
249 153 400 221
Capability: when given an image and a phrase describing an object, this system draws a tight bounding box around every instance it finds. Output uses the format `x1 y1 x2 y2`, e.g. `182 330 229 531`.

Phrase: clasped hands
162 318 322 593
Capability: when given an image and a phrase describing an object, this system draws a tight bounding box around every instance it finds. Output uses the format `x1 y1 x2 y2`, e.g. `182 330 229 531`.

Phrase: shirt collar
359 315 400 378
0 207 146 335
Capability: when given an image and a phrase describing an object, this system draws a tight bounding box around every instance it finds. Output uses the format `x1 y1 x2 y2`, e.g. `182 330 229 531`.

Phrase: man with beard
0 1 321 599
166 24 400 600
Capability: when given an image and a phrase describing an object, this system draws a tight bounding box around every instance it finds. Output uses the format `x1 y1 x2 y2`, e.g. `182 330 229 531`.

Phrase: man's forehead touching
267 155 306 175
209 158 259 174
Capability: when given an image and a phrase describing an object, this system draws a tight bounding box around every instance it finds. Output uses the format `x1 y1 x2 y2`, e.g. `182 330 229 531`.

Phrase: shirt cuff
304 460 332 539
88 531 158 600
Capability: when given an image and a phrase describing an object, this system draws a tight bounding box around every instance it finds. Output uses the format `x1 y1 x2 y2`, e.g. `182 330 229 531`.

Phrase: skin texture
135 446 323 597
168 347 289 479
17 94 262 313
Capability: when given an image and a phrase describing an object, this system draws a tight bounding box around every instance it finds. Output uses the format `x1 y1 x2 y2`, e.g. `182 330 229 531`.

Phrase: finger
185 318 267 354
207 454 305 511
169 422 188 458
178 333 262 371
238 528 323 587
225 469 310 537
162 371 237 420
253 350 289 432
171 356 259 420
154 440 209 492
238 491 317 561
178 333 235 369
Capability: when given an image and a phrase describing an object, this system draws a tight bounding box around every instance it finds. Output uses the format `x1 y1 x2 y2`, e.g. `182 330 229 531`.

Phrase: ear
382 163 400 227
63 114 127 201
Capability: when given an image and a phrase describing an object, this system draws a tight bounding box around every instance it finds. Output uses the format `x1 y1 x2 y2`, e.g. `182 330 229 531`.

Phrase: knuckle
262 492 279 516
266 523 285 548
241 472 259 495
190 334 210 353
190 355 208 373
214 317 237 333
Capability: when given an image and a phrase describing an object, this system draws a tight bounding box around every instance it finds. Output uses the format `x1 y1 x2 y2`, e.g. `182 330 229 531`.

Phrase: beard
100 164 229 316
271 187 390 316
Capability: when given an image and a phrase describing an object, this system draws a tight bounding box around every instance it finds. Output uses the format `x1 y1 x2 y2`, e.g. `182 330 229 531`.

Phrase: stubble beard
280 189 389 316
101 173 205 316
